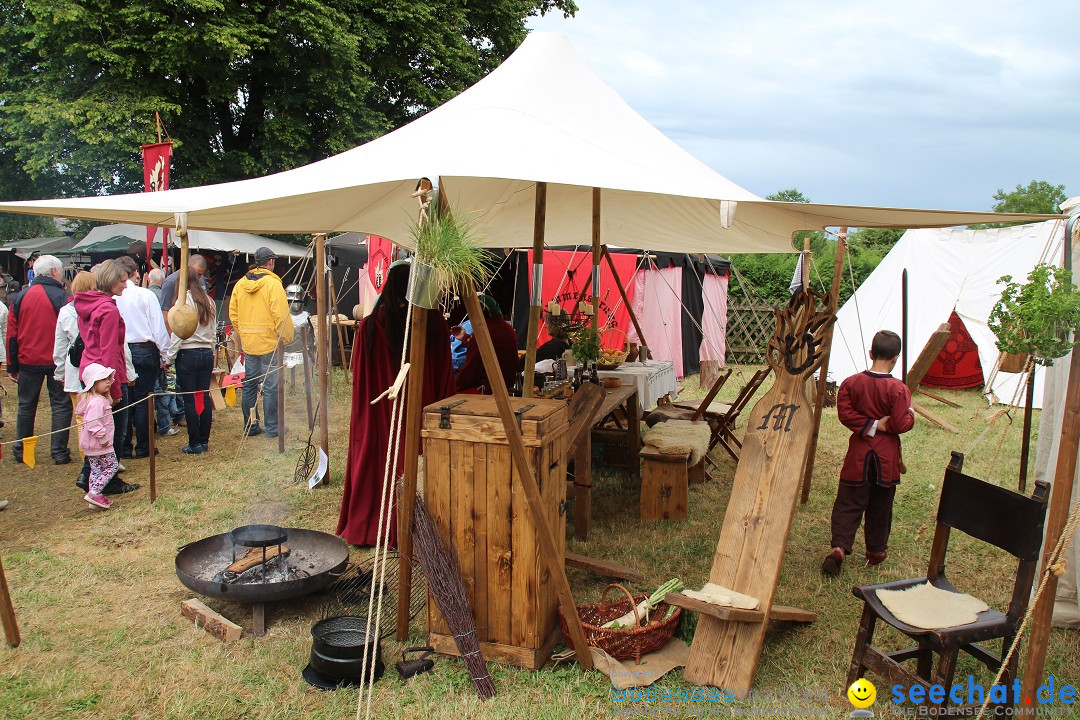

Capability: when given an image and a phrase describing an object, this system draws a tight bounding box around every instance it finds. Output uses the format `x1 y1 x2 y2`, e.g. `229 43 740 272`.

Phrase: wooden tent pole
800 228 846 504
315 234 330 460
591 188 601 333
902 269 909 383
1018 365 1036 492
277 337 285 453
302 325 315 431
602 245 648 355
521 182 547 399
396 306 430 640
461 279 593 669
0 555 19 647
1021 345 1080 700
801 236 811 289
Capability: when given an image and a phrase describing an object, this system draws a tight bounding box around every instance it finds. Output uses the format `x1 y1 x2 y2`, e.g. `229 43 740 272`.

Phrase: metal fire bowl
176 528 349 604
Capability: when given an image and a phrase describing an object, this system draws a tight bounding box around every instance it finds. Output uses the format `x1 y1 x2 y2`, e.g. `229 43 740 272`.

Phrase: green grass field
0 366 1075 719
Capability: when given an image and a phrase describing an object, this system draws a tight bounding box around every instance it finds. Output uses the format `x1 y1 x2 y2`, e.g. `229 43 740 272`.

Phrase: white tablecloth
597 361 677 410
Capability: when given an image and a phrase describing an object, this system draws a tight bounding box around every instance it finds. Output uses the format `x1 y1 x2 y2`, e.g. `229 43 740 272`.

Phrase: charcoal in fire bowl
175 528 348 604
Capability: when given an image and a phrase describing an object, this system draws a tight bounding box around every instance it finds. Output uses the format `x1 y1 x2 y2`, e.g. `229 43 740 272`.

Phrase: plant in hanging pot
408 206 491 308
988 262 1080 368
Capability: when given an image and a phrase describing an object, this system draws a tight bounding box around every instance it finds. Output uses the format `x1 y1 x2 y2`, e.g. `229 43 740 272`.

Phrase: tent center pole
521 181 546 398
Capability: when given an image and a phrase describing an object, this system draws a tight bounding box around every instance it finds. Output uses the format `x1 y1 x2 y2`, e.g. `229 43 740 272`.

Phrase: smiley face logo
847 678 877 709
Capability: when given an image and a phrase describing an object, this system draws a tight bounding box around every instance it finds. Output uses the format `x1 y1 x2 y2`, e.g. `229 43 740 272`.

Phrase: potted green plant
988 262 1080 369
408 206 490 308
570 325 601 366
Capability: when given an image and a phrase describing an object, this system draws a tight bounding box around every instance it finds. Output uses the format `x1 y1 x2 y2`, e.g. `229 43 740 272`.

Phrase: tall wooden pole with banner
141 114 172 275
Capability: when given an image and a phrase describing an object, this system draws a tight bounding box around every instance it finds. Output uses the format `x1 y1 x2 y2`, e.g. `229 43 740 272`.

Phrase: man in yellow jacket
229 247 294 438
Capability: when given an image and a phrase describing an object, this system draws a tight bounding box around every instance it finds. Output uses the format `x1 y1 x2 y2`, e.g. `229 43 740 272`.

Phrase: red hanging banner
366 235 395 295
141 141 173 273
527 249 638 349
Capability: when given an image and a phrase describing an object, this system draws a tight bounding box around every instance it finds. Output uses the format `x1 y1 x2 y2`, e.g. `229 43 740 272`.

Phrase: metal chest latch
514 403 535 431
439 399 467 429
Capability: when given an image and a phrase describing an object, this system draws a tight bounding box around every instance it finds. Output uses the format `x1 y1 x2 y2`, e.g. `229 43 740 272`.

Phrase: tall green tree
992 180 1067 215
0 0 576 205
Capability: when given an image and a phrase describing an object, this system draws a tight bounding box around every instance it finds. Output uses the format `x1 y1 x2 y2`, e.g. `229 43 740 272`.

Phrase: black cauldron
305 616 384 689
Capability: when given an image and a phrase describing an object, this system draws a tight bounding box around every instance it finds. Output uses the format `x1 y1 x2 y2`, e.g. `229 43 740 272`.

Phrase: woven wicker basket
558 584 681 663
596 327 630 370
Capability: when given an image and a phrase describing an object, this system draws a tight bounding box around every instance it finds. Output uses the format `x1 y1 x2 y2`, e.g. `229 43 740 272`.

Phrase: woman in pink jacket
74 259 139 495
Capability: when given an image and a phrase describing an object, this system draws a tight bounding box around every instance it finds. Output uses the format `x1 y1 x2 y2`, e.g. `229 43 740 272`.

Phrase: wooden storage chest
421 394 568 669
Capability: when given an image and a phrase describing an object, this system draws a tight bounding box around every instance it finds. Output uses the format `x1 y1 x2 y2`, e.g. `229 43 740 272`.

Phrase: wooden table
569 385 640 541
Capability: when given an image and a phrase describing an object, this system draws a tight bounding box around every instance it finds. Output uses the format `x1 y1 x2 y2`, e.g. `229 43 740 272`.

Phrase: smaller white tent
830 220 1067 409
73 223 308 258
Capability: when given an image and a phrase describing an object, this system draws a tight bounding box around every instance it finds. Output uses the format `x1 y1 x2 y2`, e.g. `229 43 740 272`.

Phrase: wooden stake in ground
521 181 547 399
800 229 846 504
1021 345 1080 700
460 279 593 669
685 288 833 692
0 554 20 648
277 337 285 453
301 325 315 432
147 395 157 503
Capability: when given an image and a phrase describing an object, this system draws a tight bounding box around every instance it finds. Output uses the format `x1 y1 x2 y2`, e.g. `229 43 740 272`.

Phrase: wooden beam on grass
181 598 242 642
914 387 961 408
461 279 593 669
800 229 846 504
906 323 952 392
912 401 960 433
1021 346 1080 700
521 182 547 399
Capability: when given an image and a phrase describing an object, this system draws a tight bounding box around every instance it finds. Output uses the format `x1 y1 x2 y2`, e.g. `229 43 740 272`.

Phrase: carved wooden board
685 289 833 692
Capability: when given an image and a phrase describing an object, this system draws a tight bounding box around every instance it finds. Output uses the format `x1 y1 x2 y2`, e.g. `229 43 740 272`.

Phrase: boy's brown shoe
821 548 845 576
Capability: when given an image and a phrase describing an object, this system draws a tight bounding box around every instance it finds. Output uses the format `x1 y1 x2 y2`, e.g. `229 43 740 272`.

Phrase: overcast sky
528 1 1079 211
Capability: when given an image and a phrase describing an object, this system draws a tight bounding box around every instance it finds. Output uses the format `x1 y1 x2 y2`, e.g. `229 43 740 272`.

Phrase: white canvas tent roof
829 220 1068 409
73 223 308 258
0 33 1061 253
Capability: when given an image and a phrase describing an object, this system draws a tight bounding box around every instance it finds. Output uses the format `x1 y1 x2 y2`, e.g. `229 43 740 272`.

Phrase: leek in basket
601 579 683 629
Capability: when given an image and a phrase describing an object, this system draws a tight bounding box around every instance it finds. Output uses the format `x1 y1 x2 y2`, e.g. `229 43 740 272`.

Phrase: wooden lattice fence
727 301 780 364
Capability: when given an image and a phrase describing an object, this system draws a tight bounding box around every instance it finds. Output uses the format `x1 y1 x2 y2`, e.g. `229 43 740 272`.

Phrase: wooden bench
639 443 702 521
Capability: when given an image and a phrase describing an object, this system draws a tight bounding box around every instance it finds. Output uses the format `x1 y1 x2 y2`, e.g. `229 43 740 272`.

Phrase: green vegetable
602 579 684 628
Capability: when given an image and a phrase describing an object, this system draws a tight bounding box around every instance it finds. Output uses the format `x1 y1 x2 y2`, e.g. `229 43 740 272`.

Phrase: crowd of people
0 247 293 512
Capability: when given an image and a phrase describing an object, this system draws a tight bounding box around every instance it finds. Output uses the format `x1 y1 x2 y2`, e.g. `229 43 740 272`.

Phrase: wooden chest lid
422 394 567 444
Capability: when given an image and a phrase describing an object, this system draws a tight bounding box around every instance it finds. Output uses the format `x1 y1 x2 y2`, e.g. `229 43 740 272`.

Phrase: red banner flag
366 235 395 295
142 141 173 273
527 249 638 349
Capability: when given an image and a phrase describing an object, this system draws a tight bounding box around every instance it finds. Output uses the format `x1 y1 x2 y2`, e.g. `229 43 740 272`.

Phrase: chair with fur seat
847 458 1050 716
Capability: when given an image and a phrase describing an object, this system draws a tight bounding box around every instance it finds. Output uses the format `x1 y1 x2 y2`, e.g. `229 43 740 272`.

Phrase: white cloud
529 0 1080 210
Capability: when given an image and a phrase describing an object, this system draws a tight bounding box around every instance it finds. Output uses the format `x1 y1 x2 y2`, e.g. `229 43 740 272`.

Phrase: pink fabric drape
698 273 728 366
627 266 684 378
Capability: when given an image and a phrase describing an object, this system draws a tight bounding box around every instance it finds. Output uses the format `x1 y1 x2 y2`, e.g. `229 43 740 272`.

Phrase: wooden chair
848 461 1050 716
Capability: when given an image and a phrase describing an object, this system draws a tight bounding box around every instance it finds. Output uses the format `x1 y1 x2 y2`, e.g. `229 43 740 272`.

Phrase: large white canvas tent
74 223 307 258
829 220 1067 409
0 33 1059 252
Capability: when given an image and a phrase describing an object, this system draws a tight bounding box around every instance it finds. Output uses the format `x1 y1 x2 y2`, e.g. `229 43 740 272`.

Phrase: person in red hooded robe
337 261 455 547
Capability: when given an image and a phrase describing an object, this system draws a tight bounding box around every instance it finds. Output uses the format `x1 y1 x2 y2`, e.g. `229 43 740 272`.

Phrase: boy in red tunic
822 330 915 575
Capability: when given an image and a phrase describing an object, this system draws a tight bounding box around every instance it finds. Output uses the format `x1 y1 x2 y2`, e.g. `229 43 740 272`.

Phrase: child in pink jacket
78 363 119 510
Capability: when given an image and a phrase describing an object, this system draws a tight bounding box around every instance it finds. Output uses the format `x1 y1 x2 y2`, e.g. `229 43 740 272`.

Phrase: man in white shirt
115 256 170 458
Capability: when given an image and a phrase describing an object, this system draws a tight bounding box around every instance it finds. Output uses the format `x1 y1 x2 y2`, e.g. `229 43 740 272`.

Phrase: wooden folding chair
703 368 771 463
848 458 1050 716
647 367 731 424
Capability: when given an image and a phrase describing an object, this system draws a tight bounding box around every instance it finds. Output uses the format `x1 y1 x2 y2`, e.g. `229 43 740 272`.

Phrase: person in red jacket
822 330 915 575
6 255 71 464
73 260 139 496
453 294 520 393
